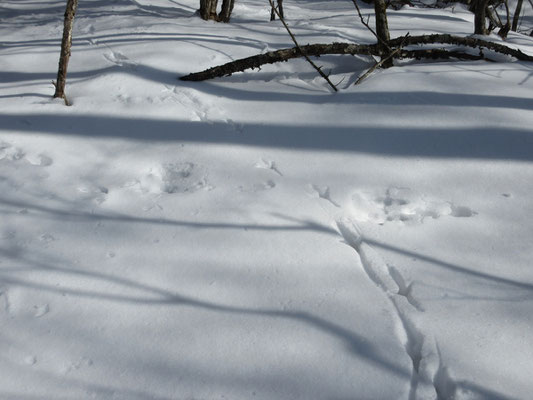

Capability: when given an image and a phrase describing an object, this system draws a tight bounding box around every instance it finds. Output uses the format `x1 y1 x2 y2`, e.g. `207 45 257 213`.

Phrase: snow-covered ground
1 0 533 398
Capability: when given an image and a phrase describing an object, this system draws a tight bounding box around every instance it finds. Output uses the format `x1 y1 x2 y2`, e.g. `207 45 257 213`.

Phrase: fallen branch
180 34 533 82
387 34 533 61
180 42 377 81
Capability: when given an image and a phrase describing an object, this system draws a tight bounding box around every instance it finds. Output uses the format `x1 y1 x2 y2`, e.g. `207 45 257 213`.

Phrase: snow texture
1 0 533 399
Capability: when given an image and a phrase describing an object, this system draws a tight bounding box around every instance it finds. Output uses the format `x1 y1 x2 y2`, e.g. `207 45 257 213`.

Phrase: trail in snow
336 218 456 400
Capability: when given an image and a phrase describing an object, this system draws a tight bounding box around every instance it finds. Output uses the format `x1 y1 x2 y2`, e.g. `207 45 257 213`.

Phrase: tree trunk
200 0 218 20
53 0 78 102
218 0 235 22
374 0 392 67
473 0 491 34
270 0 284 21
497 0 511 38
511 0 524 31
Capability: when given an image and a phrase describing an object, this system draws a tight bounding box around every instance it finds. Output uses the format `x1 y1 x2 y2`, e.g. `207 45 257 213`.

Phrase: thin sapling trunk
53 0 78 104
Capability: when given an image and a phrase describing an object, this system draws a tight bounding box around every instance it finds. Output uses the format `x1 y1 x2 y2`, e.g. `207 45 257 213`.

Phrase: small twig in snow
268 0 338 92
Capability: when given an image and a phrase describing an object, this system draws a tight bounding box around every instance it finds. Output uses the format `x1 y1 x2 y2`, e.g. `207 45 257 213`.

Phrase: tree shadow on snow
1 112 532 162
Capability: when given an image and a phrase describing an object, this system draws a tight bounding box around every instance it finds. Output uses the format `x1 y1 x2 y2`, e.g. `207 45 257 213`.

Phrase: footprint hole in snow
0 146 25 161
26 154 53 167
38 154 53 166
450 205 476 218
421 209 440 219
253 180 276 191
139 162 209 194
162 162 206 194
24 356 37 365
39 233 55 243
33 304 49 318
399 214 412 222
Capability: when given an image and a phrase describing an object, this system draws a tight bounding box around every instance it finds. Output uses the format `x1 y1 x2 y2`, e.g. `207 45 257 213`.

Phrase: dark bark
180 34 533 82
219 0 235 22
374 0 393 67
387 33 533 60
497 0 511 38
473 0 491 34
270 0 284 21
278 0 284 19
200 0 218 20
511 0 524 31
53 0 78 103
181 43 375 81
486 4 501 30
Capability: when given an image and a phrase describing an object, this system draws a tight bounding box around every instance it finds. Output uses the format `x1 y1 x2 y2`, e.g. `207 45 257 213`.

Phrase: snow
1 0 533 398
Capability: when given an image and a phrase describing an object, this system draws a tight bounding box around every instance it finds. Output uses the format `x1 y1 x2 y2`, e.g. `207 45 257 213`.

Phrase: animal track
336 218 457 400
33 303 50 318
24 355 37 366
77 184 108 204
0 142 25 161
64 357 93 374
164 86 243 132
350 186 476 225
389 266 424 312
238 180 276 193
0 141 53 167
103 50 137 69
307 184 340 207
132 162 212 195
0 287 11 315
254 158 283 176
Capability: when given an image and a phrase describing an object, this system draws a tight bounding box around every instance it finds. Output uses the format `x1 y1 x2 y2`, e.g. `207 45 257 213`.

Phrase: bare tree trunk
497 0 511 38
270 0 284 21
219 0 235 22
200 0 218 20
374 0 392 67
511 0 524 31
53 0 78 103
473 0 491 34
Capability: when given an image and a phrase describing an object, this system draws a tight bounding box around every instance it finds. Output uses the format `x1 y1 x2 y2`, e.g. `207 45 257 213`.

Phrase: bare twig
268 0 338 92
354 50 397 85
354 33 408 85
350 0 392 52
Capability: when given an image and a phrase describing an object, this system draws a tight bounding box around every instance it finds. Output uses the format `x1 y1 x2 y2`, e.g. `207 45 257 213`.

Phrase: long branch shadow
365 238 533 292
0 244 409 380
0 198 337 236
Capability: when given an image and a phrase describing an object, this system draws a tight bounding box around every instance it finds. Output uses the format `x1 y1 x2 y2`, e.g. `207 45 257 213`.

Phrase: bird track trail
336 218 457 400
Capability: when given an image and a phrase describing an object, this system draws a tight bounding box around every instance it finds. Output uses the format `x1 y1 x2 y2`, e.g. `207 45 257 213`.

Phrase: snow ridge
336 218 456 400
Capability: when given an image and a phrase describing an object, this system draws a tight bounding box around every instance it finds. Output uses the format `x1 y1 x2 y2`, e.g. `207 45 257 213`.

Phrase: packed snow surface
1 0 533 399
